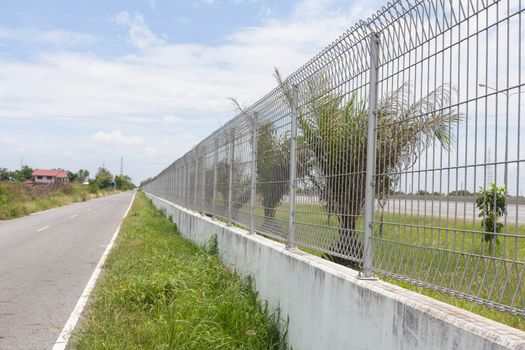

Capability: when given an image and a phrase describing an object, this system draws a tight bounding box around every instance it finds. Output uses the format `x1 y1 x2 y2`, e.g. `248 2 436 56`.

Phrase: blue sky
0 0 385 182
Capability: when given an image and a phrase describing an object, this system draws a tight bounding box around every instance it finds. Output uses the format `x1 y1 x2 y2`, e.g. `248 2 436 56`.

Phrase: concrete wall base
145 193 525 350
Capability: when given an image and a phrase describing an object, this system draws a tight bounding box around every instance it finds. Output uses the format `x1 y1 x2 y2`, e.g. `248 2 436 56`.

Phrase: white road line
70 214 77 218
36 225 50 232
52 191 136 350
87 208 92 212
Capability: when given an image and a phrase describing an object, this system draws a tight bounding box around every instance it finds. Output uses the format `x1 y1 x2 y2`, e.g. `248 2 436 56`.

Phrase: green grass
72 192 287 350
274 202 525 330
220 200 525 330
0 181 118 220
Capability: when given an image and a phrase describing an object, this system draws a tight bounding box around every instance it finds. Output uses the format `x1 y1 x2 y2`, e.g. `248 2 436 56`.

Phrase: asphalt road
0 191 134 350
381 198 525 224
292 194 525 224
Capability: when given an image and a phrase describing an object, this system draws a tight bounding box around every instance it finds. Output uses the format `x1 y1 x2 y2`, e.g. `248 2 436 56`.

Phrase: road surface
381 198 525 224
291 195 525 224
0 191 134 350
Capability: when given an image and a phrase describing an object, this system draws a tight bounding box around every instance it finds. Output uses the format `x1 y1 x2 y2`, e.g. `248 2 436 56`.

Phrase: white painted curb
52 191 136 350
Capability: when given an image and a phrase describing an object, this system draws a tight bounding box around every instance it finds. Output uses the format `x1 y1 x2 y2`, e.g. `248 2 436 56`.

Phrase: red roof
32 169 68 178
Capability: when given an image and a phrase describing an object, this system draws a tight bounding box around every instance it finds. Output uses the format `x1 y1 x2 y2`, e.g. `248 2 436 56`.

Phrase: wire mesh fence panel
290 28 374 268
229 118 252 229
252 88 292 242
210 130 231 221
202 143 215 215
142 0 525 315
372 0 525 315
184 154 192 209
194 145 204 213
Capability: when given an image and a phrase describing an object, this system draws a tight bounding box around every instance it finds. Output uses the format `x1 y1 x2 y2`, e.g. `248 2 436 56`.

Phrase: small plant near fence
476 182 507 251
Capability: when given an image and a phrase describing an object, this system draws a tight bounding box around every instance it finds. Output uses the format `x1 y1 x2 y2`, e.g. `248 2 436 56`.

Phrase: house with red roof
32 169 69 184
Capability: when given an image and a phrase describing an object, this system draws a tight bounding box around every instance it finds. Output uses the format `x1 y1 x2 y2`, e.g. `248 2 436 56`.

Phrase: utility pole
120 156 124 176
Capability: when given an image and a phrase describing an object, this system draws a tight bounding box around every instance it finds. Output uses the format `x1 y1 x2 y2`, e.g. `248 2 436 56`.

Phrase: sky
0 0 387 183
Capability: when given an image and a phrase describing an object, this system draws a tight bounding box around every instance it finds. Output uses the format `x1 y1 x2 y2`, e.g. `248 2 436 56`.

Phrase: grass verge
0 181 118 220
72 192 287 350
213 200 525 330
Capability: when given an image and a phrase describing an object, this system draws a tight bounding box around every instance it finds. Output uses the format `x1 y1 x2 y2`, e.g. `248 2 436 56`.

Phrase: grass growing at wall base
72 192 287 350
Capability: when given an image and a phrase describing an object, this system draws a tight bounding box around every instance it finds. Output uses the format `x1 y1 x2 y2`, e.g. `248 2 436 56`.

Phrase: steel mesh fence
143 0 525 316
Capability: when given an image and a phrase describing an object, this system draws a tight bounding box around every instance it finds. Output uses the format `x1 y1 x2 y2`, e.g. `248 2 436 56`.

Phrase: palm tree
229 98 310 235
229 98 292 233
275 68 461 268
215 159 250 220
256 121 291 228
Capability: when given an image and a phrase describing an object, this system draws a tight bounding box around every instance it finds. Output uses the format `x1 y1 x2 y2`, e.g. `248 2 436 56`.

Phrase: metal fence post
176 164 180 202
167 166 170 201
173 165 176 202
178 163 182 202
250 112 258 234
187 159 190 207
194 148 198 209
286 85 299 249
361 32 380 279
179 164 182 203
212 138 218 217
184 160 188 206
169 165 172 202
202 146 206 213
173 165 177 202
163 171 166 198
227 128 235 226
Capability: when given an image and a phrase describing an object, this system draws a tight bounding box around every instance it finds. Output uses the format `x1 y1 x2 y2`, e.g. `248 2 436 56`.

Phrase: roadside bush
88 183 100 194
115 175 135 191
0 181 106 220
94 167 113 190
59 184 75 195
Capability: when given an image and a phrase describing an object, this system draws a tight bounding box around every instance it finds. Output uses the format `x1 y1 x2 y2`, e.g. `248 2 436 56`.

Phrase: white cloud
0 2 378 122
145 146 159 156
113 11 165 49
161 130 200 144
162 115 214 125
92 130 144 146
0 136 17 147
0 26 97 46
1 1 383 123
162 115 185 124
0 0 383 181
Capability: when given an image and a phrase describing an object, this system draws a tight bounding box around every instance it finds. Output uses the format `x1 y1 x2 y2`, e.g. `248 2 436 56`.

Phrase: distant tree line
88 167 135 192
67 169 90 183
1 165 135 192
0 166 33 182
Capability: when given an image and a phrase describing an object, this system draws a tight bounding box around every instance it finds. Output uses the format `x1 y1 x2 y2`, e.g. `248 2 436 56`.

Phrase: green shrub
476 182 507 245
